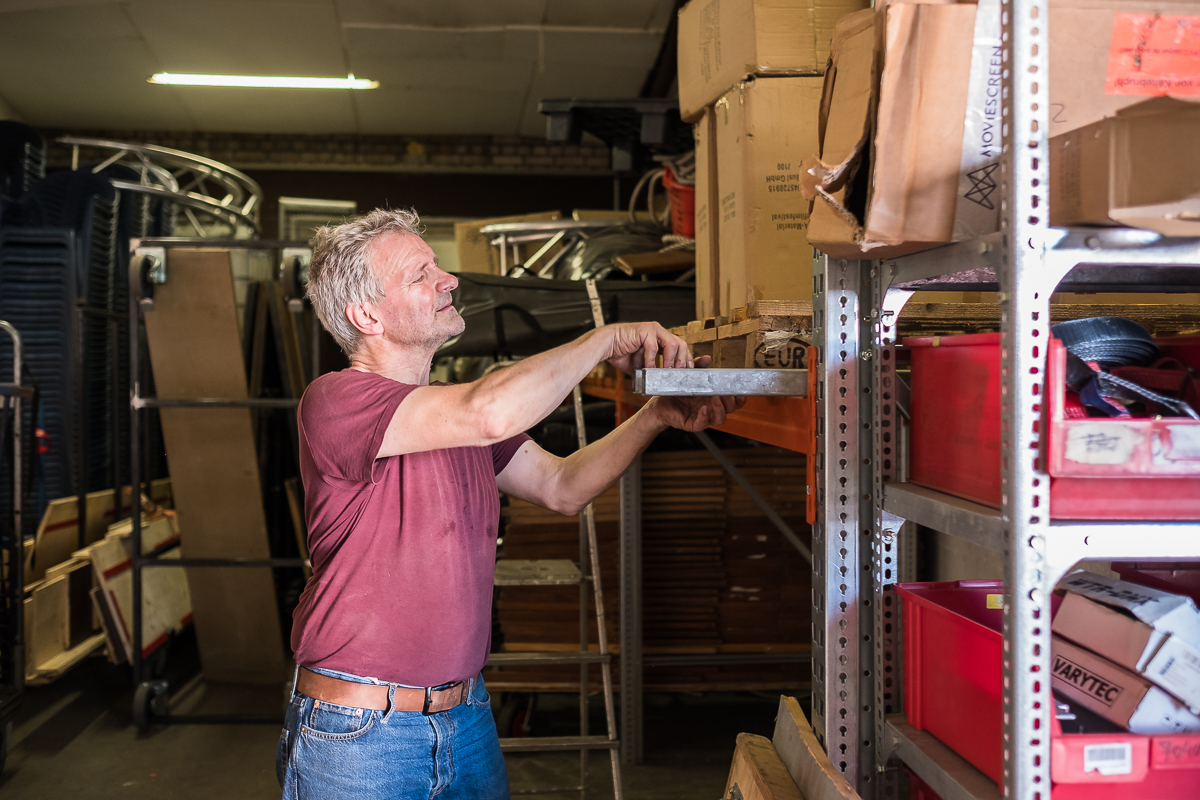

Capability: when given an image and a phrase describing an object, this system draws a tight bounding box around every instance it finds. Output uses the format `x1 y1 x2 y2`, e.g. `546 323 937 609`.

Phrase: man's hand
604 322 692 375
648 393 746 432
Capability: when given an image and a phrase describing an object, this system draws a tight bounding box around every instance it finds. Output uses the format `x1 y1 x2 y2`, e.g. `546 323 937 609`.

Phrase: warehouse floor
1 648 799 799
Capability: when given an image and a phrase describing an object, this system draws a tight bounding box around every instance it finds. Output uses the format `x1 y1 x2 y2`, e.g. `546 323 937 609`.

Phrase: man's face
369 232 464 350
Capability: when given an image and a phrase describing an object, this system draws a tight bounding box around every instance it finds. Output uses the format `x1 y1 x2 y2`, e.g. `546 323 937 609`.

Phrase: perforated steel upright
812 255 876 795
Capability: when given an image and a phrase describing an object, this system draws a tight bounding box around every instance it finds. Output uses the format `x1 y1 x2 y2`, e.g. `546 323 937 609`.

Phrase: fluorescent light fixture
149 73 379 89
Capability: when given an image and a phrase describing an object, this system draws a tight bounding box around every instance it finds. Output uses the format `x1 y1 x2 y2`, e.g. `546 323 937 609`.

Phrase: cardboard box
715 76 823 313
1049 98 1200 237
454 211 562 275
677 0 869 122
694 108 720 320
1054 569 1200 713
803 6 977 259
1048 0 1200 139
804 1 1200 258
1052 635 1200 735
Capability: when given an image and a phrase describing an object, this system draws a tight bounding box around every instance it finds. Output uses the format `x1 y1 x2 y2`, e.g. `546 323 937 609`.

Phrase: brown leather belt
296 667 471 715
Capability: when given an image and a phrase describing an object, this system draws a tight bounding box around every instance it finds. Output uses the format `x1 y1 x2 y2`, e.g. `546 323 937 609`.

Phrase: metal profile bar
693 430 812 564
633 368 807 397
644 652 809 667
881 484 1004 552
618 458 643 765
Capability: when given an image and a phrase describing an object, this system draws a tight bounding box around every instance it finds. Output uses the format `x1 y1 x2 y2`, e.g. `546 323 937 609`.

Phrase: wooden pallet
671 301 813 369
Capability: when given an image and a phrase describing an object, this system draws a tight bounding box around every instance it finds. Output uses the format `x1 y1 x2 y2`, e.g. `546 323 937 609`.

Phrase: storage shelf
879 228 1200 293
883 482 1200 569
581 373 812 454
885 716 1001 800
882 483 1004 552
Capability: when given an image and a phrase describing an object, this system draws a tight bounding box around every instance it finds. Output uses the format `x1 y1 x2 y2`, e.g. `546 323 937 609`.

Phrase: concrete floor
1 647 801 799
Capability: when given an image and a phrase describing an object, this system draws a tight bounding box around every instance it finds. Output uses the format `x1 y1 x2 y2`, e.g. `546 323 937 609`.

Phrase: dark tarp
438 273 695 358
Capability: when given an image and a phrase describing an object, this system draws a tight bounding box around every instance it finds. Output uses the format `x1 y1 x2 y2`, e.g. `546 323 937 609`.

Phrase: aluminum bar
633 368 807 397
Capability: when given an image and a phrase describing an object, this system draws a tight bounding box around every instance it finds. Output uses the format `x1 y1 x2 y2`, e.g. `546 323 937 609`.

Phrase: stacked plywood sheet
486 447 811 692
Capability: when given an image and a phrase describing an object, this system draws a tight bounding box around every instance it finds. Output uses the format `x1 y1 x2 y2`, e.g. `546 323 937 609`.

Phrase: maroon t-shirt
290 369 529 686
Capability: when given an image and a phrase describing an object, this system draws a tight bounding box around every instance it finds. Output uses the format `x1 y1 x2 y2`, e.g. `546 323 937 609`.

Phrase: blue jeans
277 669 510 800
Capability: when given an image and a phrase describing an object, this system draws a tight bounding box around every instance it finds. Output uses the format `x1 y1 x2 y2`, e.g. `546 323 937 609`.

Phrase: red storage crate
906 333 1200 519
904 766 944 800
898 580 1200 799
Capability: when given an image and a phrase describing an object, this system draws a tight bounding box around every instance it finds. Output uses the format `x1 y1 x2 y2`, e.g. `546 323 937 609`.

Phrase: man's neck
348 339 435 385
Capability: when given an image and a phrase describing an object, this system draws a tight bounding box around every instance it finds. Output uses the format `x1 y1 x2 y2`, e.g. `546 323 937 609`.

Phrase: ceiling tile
345 25 538 66
542 0 673 29
336 0 547 28
0 4 138 42
171 86 359 133
354 85 527 135
127 1 346 77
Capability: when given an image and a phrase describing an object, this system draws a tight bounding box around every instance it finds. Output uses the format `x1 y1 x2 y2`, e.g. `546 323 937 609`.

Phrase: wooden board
25 575 68 673
772 696 859 800
898 302 1200 337
613 250 695 276
724 733 805 800
142 248 285 684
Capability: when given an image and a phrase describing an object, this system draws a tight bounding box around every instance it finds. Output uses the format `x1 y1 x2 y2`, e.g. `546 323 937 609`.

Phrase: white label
1064 423 1142 465
1083 743 1133 776
953 0 1002 240
1165 425 1200 461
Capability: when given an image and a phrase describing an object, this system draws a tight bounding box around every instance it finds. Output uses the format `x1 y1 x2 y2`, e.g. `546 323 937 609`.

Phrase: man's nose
435 268 458 293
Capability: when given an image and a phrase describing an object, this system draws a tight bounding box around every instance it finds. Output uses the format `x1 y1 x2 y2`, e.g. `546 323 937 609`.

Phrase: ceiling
0 0 674 136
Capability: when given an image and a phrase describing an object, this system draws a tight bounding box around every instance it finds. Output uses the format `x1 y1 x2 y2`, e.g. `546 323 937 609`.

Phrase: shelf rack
805 0 1200 795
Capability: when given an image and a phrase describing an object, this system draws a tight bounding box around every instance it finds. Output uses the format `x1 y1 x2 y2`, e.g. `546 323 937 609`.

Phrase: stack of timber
897 302 1200 337
486 447 811 693
672 301 811 369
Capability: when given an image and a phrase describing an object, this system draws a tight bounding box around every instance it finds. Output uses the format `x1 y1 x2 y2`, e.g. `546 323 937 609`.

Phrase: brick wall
45 130 613 174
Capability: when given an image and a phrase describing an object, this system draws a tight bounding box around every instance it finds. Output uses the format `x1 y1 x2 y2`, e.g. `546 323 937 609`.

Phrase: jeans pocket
469 680 492 710
300 701 377 741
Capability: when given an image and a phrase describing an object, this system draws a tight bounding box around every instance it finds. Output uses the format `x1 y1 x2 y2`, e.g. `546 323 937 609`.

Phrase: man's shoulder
300 370 409 417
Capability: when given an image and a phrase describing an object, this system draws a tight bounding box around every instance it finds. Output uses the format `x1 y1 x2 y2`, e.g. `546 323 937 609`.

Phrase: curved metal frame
58 136 263 237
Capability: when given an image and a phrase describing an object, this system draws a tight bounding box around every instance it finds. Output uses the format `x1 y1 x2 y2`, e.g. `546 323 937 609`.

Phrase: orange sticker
1106 14 1200 97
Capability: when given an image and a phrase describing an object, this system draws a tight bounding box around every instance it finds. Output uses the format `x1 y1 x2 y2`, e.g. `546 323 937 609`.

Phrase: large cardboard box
454 211 562 275
1048 0 1200 138
804 1 1200 259
694 108 720 319
1053 569 1200 713
677 0 869 122
1050 98 1200 236
1052 635 1200 734
715 76 823 313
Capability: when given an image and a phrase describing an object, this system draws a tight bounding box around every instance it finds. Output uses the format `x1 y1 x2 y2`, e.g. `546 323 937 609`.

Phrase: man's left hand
649 393 746 432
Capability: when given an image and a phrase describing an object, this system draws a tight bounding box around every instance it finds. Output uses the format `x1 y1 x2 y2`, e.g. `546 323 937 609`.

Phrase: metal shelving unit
805 0 1200 796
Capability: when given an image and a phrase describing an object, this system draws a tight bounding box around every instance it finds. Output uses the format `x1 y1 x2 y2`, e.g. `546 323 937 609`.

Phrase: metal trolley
125 239 311 729
0 320 32 771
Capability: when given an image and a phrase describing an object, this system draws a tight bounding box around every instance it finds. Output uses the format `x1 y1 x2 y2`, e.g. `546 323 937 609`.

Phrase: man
276 208 742 799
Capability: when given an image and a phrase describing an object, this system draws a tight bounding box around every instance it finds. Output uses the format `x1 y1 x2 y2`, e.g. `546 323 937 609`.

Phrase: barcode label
1084 743 1133 776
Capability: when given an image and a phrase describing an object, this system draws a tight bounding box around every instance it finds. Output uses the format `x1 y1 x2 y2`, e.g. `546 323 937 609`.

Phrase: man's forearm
549 399 668 514
467 329 613 441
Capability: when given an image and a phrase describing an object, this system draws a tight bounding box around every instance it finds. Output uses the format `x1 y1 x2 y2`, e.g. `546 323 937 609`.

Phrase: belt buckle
422 686 434 716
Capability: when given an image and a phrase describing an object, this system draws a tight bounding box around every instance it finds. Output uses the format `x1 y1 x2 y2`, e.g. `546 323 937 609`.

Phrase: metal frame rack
807 0 1200 797
0 320 32 772
126 239 310 727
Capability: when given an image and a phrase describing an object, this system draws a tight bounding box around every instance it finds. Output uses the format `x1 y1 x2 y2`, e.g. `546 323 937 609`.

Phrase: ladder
488 384 623 800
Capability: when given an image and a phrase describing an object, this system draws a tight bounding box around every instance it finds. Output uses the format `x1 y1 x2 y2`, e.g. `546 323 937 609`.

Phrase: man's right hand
603 322 692 375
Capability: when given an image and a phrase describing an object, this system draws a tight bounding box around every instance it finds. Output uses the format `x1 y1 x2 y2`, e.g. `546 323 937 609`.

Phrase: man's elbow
466 390 515 443
547 497 586 517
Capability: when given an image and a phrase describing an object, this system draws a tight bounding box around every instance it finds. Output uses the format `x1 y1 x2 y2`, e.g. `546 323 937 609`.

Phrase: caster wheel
133 681 169 732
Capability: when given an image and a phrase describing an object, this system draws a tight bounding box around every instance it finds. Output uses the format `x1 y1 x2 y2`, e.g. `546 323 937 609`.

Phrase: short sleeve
491 433 532 476
299 371 417 484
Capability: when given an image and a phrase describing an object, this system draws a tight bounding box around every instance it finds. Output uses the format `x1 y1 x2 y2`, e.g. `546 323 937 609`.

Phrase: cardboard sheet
143 249 286 684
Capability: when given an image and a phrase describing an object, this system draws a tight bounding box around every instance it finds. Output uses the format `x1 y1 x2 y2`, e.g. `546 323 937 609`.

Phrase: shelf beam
881 484 1004 553
884 717 1001 800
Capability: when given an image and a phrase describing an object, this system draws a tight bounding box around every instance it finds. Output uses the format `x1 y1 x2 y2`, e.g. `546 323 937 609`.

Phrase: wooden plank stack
486 447 811 693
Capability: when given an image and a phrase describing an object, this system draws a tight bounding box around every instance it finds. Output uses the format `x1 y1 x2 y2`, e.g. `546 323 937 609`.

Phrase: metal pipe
128 260 144 691
693 430 813 564
132 397 299 409
1 321 26 692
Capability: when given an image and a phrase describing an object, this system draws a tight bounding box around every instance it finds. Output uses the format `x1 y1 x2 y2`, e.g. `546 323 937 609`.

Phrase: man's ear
346 302 383 338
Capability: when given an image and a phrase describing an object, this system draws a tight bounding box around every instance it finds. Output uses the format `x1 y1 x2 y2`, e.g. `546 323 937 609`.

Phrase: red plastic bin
898 580 1200 799
906 333 1200 519
662 165 695 238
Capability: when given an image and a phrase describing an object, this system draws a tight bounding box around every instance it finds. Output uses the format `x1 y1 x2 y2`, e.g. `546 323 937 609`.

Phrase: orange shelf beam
580 372 814 456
